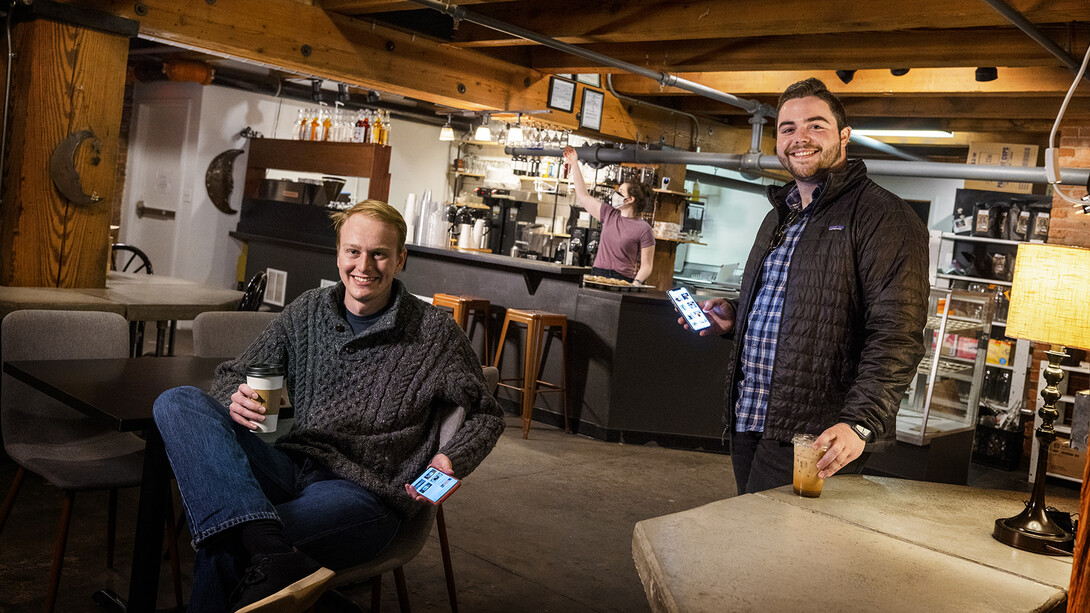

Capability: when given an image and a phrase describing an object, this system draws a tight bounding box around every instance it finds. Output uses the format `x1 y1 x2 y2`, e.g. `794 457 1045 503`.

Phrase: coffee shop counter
399 244 735 450
235 232 734 447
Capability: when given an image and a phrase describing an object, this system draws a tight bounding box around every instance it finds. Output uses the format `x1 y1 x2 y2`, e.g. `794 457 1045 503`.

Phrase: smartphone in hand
668 287 712 332
411 467 461 504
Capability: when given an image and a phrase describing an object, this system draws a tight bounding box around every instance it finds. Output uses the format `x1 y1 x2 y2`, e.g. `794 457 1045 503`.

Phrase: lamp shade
474 123 492 142
1005 243 1090 350
439 123 455 141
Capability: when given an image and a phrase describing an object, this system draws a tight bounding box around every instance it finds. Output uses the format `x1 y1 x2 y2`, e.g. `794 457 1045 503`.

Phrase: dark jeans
731 430 869 495
154 386 402 611
590 266 635 283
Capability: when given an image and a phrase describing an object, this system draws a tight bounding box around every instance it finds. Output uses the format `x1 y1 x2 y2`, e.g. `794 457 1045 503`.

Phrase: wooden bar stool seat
492 308 570 439
432 293 492 364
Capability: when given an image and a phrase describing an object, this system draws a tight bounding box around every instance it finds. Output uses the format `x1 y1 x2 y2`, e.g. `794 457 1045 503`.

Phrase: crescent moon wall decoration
205 148 245 215
49 129 103 206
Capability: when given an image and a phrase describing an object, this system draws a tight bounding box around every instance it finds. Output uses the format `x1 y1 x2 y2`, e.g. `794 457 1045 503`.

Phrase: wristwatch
850 422 873 443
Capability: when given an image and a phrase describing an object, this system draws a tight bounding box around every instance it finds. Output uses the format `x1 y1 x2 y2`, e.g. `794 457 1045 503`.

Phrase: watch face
853 424 872 441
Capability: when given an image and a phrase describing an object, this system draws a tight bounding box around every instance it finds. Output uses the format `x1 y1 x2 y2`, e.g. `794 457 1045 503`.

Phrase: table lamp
994 243 1090 555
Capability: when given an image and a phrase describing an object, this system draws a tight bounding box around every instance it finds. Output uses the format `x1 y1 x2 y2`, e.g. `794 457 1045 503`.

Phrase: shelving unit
930 230 1032 424
243 138 391 201
1029 362 1088 484
869 288 994 484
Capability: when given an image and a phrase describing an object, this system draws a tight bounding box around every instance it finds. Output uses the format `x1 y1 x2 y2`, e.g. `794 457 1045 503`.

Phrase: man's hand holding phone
675 295 735 336
406 453 460 504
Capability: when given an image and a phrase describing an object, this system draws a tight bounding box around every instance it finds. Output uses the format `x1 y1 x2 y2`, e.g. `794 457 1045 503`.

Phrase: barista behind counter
563 147 655 284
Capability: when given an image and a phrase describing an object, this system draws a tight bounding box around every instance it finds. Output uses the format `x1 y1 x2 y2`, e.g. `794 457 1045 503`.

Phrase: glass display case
898 288 994 445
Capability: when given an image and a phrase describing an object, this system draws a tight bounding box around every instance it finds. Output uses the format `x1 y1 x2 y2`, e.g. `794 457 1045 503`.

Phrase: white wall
870 173 963 233
680 167 772 269
122 82 457 288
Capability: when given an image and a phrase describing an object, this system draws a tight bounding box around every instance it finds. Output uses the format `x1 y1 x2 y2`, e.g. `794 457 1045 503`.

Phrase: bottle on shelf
381 111 391 145
321 110 333 142
309 109 320 140
292 109 307 140
372 112 384 145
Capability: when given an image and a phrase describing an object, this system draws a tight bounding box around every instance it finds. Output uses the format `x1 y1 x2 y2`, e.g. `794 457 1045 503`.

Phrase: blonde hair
329 200 408 250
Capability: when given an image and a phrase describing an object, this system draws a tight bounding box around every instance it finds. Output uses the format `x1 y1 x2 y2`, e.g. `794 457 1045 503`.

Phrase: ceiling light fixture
835 70 856 84
853 129 954 139
508 113 523 144
890 68 910 77
439 115 455 141
474 115 492 142
975 67 998 82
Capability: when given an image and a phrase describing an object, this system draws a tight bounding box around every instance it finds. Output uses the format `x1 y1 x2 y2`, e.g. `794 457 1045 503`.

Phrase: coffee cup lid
246 364 286 377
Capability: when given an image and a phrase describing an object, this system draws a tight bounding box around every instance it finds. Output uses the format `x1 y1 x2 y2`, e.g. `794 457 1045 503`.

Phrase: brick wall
1025 124 1090 421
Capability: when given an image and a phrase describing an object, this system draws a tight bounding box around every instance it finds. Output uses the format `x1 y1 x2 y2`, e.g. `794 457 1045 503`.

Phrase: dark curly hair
624 181 655 216
776 77 848 132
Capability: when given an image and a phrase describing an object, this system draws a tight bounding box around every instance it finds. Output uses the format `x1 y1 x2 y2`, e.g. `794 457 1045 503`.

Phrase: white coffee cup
245 364 286 433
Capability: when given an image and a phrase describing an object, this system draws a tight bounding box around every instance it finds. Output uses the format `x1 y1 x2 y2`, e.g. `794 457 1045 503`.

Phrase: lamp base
993 516 1074 556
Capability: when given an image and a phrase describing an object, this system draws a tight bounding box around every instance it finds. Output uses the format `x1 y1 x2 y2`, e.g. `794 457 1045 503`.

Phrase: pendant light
474 114 492 142
439 115 454 141
507 113 523 145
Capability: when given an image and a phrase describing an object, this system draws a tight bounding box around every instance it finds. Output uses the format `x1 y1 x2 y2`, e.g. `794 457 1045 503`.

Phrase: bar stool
493 308 570 439
432 293 492 364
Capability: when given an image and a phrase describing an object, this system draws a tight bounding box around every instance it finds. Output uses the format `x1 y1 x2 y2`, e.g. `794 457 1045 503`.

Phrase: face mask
611 192 627 209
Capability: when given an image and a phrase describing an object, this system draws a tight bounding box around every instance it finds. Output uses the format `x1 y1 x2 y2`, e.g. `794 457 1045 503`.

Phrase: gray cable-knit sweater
209 279 505 517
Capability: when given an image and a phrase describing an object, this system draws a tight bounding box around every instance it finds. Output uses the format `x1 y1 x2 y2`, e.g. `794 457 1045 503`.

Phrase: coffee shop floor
0 326 1081 611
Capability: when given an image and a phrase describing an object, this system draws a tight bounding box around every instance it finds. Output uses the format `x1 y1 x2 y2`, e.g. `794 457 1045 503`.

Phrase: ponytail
625 182 655 216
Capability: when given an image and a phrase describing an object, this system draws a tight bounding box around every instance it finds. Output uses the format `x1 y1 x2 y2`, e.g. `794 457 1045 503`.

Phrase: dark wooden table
3 357 224 612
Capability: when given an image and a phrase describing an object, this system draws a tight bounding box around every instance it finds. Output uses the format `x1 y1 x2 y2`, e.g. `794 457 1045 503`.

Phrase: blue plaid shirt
734 183 821 433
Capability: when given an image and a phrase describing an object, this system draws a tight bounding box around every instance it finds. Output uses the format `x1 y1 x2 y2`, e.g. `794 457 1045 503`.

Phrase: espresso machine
568 227 600 267
477 187 537 255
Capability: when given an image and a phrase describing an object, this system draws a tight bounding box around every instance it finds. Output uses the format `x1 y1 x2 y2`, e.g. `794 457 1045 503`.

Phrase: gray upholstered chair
325 366 499 613
0 310 178 612
192 311 278 358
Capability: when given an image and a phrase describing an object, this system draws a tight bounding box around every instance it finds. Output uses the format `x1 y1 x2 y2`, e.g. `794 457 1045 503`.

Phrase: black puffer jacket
726 159 929 451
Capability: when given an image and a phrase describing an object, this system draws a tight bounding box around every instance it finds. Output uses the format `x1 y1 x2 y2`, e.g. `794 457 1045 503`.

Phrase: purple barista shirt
592 204 656 279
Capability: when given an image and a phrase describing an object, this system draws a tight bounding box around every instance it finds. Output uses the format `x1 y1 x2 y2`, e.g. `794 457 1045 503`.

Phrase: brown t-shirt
592 204 656 278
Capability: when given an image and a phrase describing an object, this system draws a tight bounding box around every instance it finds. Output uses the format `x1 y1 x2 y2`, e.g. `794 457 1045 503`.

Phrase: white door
120 98 196 277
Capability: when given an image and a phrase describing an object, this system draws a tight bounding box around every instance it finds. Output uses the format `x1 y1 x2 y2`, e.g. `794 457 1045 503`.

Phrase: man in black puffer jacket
680 78 928 494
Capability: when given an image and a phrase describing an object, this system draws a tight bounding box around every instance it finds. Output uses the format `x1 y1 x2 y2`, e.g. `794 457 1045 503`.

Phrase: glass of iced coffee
792 433 829 497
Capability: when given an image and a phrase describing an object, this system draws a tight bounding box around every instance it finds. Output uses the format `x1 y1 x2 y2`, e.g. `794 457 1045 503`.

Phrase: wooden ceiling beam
609 67 1089 97
64 0 528 111
662 95 1090 121
319 0 514 14
511 26 1089 73
62 0 751 151
445 0 1088 47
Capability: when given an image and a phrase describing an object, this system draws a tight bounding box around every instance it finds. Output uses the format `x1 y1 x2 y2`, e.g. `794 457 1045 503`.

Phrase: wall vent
265 268 287 306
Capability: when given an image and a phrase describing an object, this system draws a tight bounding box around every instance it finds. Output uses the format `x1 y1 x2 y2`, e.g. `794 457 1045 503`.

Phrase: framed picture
547 76 576 113
556 73 573 80
576 73 601 87
579 88 605 131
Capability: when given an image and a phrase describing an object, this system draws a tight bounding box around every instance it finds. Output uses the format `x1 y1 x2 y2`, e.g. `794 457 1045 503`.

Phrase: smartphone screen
668 287 712 331
411 467 461 504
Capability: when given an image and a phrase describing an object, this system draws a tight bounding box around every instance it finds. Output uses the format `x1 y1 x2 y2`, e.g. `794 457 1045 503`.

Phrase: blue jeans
154 386 402 611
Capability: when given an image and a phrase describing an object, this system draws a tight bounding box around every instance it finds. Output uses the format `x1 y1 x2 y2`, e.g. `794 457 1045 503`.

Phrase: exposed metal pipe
849 133 928 162
605 74 699 151
981 0 1090 82
405 0 773 117
686 170 772 196
409 0 925 162
507 145 1090 185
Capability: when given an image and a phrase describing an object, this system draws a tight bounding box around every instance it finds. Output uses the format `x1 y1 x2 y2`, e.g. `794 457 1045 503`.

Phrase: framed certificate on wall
547 76 576 112
579 88 604 131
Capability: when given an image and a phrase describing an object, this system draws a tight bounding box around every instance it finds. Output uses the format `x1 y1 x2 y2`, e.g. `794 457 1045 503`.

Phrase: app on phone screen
669 288 711 331
411 467 460 503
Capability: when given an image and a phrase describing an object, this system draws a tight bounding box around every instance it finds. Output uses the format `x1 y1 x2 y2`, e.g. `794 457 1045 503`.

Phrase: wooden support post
0 17 129 288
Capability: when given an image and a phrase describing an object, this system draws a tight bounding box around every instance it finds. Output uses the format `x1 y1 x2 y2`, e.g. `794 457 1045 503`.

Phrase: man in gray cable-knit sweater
153 200 504 613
